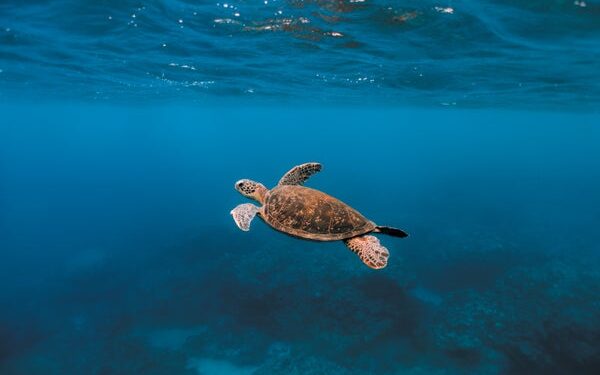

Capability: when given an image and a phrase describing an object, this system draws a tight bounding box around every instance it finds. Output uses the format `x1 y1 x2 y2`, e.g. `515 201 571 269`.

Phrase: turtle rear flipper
344 235 389 269
374 226 409 238
278 162 322 186
231 203 260 231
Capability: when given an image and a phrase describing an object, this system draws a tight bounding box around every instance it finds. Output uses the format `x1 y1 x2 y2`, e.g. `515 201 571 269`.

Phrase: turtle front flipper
278 162 322 186
230 203 260 231
344 235 389 269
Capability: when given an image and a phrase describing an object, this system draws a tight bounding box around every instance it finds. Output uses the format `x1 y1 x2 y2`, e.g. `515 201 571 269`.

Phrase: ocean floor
1 224 598 375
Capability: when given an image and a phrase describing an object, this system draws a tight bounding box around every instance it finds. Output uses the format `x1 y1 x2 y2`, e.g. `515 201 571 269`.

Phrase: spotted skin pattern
278 162 322 186
230 203 260 231
344 235 389 269
235 179 268 203
231 163 408 270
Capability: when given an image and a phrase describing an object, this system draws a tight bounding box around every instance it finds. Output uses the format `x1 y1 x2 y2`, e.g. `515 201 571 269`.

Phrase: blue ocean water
1 1 600 375
1 0 599 108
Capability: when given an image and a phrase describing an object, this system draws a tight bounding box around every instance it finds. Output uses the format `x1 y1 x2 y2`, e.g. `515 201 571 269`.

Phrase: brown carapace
230 163 408 269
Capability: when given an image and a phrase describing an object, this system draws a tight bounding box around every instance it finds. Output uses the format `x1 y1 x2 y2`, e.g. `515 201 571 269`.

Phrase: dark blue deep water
1 1 600 375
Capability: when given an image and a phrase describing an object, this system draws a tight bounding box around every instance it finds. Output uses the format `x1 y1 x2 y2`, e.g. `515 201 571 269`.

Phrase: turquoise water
1 1 600 375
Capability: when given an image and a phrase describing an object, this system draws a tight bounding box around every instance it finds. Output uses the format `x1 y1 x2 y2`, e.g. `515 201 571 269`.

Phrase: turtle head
235 179 267 204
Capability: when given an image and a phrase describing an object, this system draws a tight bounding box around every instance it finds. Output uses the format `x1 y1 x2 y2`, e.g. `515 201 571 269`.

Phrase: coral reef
432 257 600 374
2 225 598 375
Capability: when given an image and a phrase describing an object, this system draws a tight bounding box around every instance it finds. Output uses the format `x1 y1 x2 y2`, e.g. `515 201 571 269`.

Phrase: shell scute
264 185 375 241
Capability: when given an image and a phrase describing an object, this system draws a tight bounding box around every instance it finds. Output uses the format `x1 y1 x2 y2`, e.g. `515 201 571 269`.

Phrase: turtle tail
374 226 409 238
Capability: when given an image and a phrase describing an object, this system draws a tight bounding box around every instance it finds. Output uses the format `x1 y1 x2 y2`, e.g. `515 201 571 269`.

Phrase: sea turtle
230 162 408 269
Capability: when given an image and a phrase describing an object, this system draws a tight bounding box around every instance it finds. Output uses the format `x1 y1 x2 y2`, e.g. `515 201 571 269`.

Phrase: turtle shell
262 185 376 241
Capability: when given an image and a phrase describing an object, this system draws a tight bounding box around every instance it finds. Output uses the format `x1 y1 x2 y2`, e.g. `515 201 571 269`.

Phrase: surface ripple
0 0 598 108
